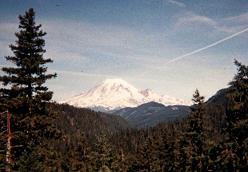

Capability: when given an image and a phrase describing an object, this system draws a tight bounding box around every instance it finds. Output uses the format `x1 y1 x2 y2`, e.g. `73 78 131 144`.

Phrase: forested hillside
51 103 130 141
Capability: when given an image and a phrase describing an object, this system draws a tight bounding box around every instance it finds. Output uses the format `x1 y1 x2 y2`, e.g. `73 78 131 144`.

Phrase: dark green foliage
60 133 91 171
176 136 188 171
171 89 208 171
52 103 130 142
92 133 117 171
134 136 154 171
0 8 56 104
0 8 58 170
227 60 248 143
186 89 206 171
210 59 248 171
44 103 130 171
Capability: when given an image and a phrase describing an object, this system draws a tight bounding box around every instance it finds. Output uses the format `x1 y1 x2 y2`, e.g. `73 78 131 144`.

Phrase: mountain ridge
113 101 190 128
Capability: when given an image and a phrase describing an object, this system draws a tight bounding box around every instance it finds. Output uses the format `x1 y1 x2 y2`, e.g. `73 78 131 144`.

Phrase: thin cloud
0 64 116 78
0 19 171 72
175 13 216 28
175 12 231 33
175 11 248 34
167 0 186 7
224 12 248 24
166 27 248 64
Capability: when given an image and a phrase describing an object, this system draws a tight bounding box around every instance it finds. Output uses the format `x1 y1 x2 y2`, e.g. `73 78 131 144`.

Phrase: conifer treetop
0 8 56 102
192 89 204 105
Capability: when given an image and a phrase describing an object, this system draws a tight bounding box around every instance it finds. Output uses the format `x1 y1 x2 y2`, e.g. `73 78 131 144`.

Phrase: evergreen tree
128 136 153 172
149 134 166 171
186 89 206 171
227 60 248 146
0 8 56 105
92 133 116 171
64 132 92 171
0 8 57 169
163 137 177 172
176 133 189 172
214 59 248 171
111 149 128 172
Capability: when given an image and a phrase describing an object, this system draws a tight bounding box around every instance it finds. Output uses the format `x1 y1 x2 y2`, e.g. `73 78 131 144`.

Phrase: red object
7 110 11 137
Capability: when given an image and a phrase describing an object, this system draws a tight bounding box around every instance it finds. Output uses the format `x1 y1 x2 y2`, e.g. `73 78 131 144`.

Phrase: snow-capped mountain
64 78 191 111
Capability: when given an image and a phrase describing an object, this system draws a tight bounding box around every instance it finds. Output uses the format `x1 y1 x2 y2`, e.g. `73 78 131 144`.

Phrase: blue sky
0 0 248 102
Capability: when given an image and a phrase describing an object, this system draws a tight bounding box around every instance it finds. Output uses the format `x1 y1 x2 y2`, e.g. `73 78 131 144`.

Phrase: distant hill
204 87 232 133
113 101 190 128
206 87 230 106
111 87 231 129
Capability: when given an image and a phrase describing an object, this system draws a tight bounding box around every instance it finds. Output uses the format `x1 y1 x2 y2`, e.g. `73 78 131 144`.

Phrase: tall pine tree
186 89 206 171
227 60 248 146
217 59 248 171
0 8 56 112
208 60 248 171
0 8 57 170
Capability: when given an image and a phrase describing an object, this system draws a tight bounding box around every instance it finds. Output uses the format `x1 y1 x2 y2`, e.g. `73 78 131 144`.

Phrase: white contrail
165 27 248 65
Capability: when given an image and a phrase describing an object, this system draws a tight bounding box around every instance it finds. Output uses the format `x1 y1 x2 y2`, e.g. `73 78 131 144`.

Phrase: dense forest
0 8 247 172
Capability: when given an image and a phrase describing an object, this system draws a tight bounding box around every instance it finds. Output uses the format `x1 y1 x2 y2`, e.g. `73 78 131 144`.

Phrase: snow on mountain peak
65 78 190 111
102 78 130 85
99 78 139 95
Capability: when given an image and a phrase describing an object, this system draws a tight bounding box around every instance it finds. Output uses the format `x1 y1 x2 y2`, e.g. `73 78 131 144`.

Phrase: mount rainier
65 78 191 111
